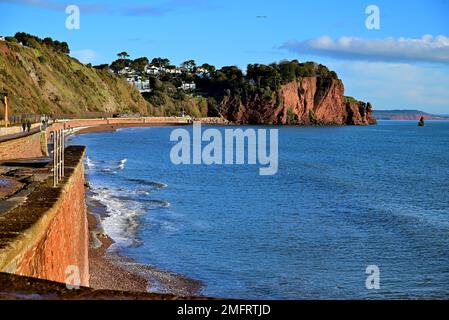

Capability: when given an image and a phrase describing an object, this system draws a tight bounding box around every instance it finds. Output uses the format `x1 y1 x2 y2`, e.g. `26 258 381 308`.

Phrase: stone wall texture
0 131 47 161
0 147 89 287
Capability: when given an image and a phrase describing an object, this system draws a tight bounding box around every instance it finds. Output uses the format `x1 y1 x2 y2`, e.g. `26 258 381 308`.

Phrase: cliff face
219 77 376 125
0 40 149 116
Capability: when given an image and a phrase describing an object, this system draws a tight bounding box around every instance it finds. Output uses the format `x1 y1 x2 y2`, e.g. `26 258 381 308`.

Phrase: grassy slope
0 40 149 117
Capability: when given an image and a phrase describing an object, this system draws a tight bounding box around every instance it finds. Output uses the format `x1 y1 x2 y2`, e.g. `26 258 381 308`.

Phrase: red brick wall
0 131 46 161
14 158 89 286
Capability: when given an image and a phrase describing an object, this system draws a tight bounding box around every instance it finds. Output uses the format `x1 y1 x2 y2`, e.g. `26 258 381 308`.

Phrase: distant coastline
373 110 449 120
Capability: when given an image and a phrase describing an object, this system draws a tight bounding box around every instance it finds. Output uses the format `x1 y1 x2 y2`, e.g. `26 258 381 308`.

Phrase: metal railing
53 129 65 187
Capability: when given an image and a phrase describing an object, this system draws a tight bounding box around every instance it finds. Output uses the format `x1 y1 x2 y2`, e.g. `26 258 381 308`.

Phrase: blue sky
1 0 449 113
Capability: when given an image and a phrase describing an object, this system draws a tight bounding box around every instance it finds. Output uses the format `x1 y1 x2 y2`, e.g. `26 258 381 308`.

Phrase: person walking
26 119 31 132
22 120 26 132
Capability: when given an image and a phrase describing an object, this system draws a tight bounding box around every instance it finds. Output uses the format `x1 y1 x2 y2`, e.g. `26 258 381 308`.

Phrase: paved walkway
0 127 41 143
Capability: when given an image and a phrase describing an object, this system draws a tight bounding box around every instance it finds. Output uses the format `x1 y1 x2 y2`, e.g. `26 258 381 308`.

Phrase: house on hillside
179 81 196 91
196 67 209 74
118 67 131 75
164 67 182 74
145 65 160 75
134 79 151 93
145 65 182 75
0 36 5 41
126 76 151 93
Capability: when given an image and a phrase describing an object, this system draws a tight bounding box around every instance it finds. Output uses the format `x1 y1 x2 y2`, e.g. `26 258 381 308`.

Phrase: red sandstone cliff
219 77 376 125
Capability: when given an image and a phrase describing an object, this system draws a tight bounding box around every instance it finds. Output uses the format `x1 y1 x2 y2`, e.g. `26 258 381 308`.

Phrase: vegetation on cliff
0 33 375 125
0 33 148 117
111 55 344 120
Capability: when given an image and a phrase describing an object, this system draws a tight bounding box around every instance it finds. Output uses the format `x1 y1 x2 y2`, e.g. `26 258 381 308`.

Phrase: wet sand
86 188 204 296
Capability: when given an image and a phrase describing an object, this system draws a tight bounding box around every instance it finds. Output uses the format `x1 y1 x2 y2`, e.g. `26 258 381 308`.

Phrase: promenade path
0 126 41 143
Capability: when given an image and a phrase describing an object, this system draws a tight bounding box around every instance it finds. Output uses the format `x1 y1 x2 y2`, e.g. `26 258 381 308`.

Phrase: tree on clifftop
181 60 197 72
199 63 216 74
117 51 130 59
132 57 150 73
151 57 170 68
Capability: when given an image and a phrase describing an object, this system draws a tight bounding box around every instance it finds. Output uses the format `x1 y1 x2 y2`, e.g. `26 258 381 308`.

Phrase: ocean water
69 121 449 299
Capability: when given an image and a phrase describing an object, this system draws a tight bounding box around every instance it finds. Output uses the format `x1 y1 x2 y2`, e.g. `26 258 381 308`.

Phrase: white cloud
71 49 96 64
282 35 449 64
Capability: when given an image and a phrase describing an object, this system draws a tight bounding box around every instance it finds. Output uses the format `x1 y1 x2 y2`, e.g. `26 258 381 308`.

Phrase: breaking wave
126 178 168 189
90 186 145 248
89 184 170 248
85 156 127 174
118 158 127 170
85 156 94 169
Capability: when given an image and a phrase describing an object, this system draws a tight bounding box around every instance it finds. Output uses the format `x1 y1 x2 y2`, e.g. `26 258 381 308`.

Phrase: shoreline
69 121 220 297
86 184 204 296
69 121 205 295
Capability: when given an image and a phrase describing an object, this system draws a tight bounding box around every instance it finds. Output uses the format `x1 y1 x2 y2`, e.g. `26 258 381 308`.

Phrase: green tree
132 57 149 73
117 51 130 59
151 57 170 68
181 60 196 72
199 63 216 73
42 37 54 47
5 36 18 43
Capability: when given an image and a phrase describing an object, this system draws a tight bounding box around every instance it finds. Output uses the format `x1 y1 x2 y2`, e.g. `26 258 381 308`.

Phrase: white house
126 76 151 93
0 36 5 41
164 67 182 74
145 65 160 75
179 81 196 91
118 67 131 75
134 79 151 93
196 67 209 74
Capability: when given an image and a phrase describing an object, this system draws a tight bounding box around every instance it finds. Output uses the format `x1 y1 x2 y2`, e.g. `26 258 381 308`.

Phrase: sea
68 120 449 299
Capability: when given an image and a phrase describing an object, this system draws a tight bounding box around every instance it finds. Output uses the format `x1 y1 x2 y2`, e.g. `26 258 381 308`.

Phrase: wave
147 199 171 209
126 178 168 189
90 186 145 248
100 168 117 174
86 156 94 169
89 184 170 248
118 158 127 170
85 156 107 168
110 194 170 210
86 156 127 174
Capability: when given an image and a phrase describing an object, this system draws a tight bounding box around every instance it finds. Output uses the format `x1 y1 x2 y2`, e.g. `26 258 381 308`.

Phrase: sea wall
49 116 189 130
0 146 89 286
0 131 47 161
